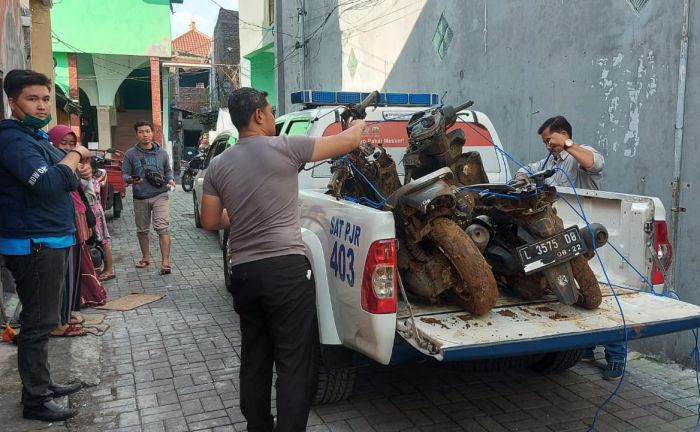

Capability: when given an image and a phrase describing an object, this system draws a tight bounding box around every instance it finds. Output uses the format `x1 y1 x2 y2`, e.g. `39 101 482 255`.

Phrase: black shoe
23 400 78 422
49 382 82 398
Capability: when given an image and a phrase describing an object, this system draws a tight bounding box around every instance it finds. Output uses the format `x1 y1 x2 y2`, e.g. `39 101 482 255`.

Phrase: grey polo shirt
518 145 604 190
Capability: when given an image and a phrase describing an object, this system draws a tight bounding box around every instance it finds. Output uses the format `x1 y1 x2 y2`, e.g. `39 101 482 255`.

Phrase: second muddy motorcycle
328 93 499 316
465 167 607 309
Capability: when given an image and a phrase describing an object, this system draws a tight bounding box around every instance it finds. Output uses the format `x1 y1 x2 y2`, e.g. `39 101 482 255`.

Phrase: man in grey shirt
200 88 365 431
517 115 604 190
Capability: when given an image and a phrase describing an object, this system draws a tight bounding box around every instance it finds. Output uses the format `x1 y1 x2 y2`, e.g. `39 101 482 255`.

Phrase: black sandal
159 266 171 275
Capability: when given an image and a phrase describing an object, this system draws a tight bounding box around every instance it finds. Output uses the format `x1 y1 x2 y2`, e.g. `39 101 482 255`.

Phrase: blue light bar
290 90 440 107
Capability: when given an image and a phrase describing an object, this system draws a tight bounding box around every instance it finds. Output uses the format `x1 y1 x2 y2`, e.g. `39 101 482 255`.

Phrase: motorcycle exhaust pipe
581 223 608 249
466 224 491 253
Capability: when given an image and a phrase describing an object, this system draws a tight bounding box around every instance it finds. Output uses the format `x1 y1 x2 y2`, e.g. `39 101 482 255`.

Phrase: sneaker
581 349 595 363
602 361 624 380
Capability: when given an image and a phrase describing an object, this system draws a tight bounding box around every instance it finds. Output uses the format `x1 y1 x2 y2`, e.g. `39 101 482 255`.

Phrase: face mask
20 113 52 130
11 99 51 130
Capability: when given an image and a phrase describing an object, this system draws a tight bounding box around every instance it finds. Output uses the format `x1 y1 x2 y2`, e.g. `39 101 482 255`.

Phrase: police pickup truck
224 90 698 403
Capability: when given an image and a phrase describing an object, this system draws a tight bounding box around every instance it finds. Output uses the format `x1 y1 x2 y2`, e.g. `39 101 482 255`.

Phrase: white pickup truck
225 91 700 403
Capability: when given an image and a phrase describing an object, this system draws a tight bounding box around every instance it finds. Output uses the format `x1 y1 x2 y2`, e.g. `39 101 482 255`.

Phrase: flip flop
135 260 150 268
99 273 116 281
159 266 171 275
51 324 87 337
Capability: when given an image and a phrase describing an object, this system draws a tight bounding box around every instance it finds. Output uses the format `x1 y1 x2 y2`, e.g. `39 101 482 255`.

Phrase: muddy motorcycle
465 166 607 309
328 95 498 315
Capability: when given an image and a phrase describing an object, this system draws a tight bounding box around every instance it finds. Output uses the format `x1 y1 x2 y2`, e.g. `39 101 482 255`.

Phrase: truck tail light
651 220 673 285
362 239 397 314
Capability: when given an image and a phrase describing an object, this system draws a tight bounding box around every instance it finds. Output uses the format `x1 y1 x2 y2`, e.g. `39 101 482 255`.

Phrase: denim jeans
4 245 69 407
586 342 626 363
604 342 627 363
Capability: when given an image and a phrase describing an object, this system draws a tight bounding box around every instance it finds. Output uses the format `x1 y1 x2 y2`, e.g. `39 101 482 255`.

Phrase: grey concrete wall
281 0 700 365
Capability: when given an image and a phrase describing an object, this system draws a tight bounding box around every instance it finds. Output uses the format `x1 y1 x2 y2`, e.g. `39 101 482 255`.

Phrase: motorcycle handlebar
454 100 474 113
358 90 380 111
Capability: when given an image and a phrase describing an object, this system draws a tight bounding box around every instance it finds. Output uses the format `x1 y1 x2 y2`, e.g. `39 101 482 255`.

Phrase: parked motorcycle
463 162 607 309
328 93 498 315
181 152 205 192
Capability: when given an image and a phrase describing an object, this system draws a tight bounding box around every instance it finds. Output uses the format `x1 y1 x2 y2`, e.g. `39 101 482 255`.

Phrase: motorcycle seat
386 167 454 208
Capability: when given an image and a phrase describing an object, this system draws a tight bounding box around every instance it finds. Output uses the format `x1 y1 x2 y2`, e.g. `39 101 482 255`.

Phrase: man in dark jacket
0 69 91 421
122 121 176 275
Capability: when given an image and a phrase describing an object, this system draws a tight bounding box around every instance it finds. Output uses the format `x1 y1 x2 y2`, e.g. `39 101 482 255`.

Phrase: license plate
517 226 587 275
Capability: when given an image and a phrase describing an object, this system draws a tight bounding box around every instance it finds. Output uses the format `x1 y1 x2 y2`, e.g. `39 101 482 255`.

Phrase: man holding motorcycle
518 116 623 380
517 115 604 189
199 87 365 431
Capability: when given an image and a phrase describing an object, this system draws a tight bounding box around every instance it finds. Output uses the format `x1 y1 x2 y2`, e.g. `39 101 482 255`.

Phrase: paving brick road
2 188 700 431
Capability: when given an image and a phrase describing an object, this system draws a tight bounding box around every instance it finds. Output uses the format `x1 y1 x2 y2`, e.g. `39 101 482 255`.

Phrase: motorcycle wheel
182 172 194 192
428 218 499 315
571 255 602 309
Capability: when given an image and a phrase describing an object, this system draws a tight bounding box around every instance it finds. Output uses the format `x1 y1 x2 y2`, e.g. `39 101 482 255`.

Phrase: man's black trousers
5 245 68 407
231 254 318 432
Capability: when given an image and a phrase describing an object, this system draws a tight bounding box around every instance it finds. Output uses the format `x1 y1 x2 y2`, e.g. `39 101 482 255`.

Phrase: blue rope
551 167 630 431
457 185 540 199
338 156 388 208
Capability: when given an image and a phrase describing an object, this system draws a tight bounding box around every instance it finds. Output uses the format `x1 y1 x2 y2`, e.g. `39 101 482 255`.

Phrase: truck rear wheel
428 218 499 315
193 191 202 228
222 228 232 293
529 349 584 372
312 362 357 405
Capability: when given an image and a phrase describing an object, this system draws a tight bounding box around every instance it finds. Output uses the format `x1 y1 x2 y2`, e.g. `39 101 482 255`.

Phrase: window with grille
627 0 650 13
432 14 453 60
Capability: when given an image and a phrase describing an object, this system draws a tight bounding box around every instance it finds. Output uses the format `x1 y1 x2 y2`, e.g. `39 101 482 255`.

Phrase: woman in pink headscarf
48 126 106 336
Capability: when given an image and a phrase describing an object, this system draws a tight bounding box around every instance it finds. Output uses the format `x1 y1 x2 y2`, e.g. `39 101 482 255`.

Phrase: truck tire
113 193 122 219
193 191 202 228
529 349 584 372
222 228 232 294
428 218 499 315
312 354 357 405
571 255 603 309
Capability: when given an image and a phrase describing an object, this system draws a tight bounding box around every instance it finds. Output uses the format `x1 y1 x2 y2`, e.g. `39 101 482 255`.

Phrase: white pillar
96 105 112 150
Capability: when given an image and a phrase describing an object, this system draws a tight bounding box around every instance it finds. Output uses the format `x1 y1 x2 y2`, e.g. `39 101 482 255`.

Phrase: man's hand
126 176 143 185
74 145 92 160
544 132 567 152
78 163 92 180
167 179 176 191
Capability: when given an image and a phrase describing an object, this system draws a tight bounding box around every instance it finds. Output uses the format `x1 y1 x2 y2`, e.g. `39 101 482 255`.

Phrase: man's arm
310 120 366 162
162 151 174 182
565 144 596 170
200 193 230 230
0 137 84 195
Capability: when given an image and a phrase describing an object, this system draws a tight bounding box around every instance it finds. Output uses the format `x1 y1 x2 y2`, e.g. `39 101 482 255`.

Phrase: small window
286 120 310 136
275 121 285 136
432 14 453 60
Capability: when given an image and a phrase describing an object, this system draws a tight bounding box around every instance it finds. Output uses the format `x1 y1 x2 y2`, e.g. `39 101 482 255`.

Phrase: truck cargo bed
396 286 700 361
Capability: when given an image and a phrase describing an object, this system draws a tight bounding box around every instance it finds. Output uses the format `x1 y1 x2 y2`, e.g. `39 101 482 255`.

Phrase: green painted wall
51 0 171 57
250 52 276 109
